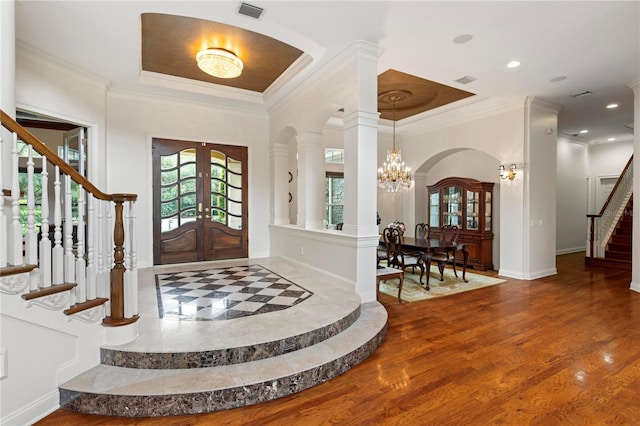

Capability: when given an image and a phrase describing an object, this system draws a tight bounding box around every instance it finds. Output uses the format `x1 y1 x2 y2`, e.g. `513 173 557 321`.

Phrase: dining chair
428 225 460 282
383 226 425 285
415 223 430 239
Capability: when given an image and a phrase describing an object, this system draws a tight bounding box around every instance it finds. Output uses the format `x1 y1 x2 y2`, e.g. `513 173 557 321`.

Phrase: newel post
103 193 139 327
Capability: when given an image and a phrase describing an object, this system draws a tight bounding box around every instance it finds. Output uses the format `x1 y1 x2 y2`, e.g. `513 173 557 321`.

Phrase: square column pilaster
296 131 325 230
270 143 290 225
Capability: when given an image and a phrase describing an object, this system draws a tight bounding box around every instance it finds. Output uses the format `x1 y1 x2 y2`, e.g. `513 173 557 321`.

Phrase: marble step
58 301 387 417
100 305 361 369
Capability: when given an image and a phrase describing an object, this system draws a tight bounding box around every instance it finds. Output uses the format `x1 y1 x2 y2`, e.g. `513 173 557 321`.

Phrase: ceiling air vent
454 75 476 85
238 2 264 19
570 90 592 98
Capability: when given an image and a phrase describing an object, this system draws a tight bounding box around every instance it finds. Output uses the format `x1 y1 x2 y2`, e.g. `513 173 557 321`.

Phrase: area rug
378 264 506 302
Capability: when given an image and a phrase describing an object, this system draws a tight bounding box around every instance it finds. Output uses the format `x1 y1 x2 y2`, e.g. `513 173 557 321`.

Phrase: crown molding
17 40 111 90
401 96 527 137
269 40 381 119
138 70 265 106
108 85 268 118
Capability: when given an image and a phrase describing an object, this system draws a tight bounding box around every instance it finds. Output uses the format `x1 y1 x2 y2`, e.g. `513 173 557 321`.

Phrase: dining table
380 236 469 284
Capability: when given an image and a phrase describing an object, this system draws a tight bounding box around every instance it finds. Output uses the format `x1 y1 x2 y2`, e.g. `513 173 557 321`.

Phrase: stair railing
586 155 633 258
0 109 138 327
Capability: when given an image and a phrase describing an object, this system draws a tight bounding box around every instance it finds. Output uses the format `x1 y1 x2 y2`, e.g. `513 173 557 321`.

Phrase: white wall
390 98 527 277
16 43 109 188
556 136 589 254
587 140 634 213
524 99 559 279
107 90 271 267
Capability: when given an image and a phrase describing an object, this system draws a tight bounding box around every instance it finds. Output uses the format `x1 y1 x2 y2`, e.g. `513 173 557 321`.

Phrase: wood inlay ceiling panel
141 14 474 119
378 69 475 121
141 13 304 93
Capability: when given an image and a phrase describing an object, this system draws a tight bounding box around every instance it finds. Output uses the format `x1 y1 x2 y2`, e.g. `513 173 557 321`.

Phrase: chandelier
196 48 243 79
377 91 413 193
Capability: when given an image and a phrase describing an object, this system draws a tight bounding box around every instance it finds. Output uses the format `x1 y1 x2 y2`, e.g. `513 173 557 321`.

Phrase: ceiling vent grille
454 75 477 85
238 2 264 19
570 90 592 98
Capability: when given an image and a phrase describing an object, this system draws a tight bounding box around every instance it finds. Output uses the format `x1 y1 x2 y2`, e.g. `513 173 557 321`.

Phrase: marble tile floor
103 257 364 355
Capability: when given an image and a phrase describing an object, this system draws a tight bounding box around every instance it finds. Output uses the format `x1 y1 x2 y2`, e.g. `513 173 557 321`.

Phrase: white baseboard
1 389 59 426
556 246 586 255
630 280 640 293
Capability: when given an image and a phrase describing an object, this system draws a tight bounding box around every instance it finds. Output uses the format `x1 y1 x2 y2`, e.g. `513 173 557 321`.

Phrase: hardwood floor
36 252 640 425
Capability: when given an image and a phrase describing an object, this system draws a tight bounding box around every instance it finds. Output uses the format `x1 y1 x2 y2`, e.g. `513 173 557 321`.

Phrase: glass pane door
444 186 462 226
429 192 439 227
466 190 479 230
485 191 492 231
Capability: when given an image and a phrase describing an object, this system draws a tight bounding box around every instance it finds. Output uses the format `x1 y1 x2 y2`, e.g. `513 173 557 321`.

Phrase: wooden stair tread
64 298 109 315
21 282 77 300
0 264 38 277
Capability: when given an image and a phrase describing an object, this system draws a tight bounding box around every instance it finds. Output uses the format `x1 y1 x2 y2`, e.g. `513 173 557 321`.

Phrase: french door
152 138 248 265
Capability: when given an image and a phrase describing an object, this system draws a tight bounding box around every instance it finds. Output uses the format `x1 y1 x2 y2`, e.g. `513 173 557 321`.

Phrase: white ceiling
14 1 639 144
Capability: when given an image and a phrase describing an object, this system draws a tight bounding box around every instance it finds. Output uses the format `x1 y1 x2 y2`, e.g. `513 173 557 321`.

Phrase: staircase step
58 301 387 417
0 264 37 277
607 242 631 252
611 235 631 244
605 250 632 261
100 305 361 369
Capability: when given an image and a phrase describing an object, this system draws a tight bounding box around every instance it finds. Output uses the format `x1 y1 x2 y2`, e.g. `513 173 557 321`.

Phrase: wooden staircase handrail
597 154 633 217
1 109 136 203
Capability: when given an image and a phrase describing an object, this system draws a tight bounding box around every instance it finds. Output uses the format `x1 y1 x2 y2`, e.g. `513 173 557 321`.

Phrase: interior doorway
152 138 248 265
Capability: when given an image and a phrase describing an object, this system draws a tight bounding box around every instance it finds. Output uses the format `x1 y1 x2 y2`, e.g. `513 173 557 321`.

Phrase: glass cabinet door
429 192 440 227
443 186 462 226
485 191 492 231
466 190 479 230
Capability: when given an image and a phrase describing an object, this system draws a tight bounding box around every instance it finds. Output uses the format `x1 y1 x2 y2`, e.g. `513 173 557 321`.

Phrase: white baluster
0 132 6 267
39 155 51 288
9 133 22 266
86 195 96 299
52 166 63 284
124 200 138 317
103 200 112 314
106 201 113 271
75 184 86 303
64 175 75 286
129 200 138 316
25 146 37 271
96 199 106 299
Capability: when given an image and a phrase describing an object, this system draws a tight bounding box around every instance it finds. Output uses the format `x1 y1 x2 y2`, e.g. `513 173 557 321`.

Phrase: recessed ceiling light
606 103 618 109
549 76 567 83
608 137 616 141
507 60 520 68
579 129 589 134
453 34 473 44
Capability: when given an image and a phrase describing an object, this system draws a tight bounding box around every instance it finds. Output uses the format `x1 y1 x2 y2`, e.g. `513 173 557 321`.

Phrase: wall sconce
499 164 517 180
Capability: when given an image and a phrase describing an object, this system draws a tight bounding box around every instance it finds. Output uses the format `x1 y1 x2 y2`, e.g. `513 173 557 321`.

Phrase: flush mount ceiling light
196 48 243 78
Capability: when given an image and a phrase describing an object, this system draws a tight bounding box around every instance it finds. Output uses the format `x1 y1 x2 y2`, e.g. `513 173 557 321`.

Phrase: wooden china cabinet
428 177 494 270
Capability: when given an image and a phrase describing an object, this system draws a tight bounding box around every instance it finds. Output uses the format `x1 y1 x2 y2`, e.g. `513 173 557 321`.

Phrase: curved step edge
59 301 387 417
101 305 361 369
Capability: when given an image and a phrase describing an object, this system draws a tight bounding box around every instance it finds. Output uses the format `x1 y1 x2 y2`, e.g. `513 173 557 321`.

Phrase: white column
342 110 379 237
271 142 290 225
629 78 640 292
296 131 325 230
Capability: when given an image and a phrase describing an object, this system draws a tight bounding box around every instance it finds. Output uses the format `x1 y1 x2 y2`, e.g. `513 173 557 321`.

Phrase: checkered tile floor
155 264 314 321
